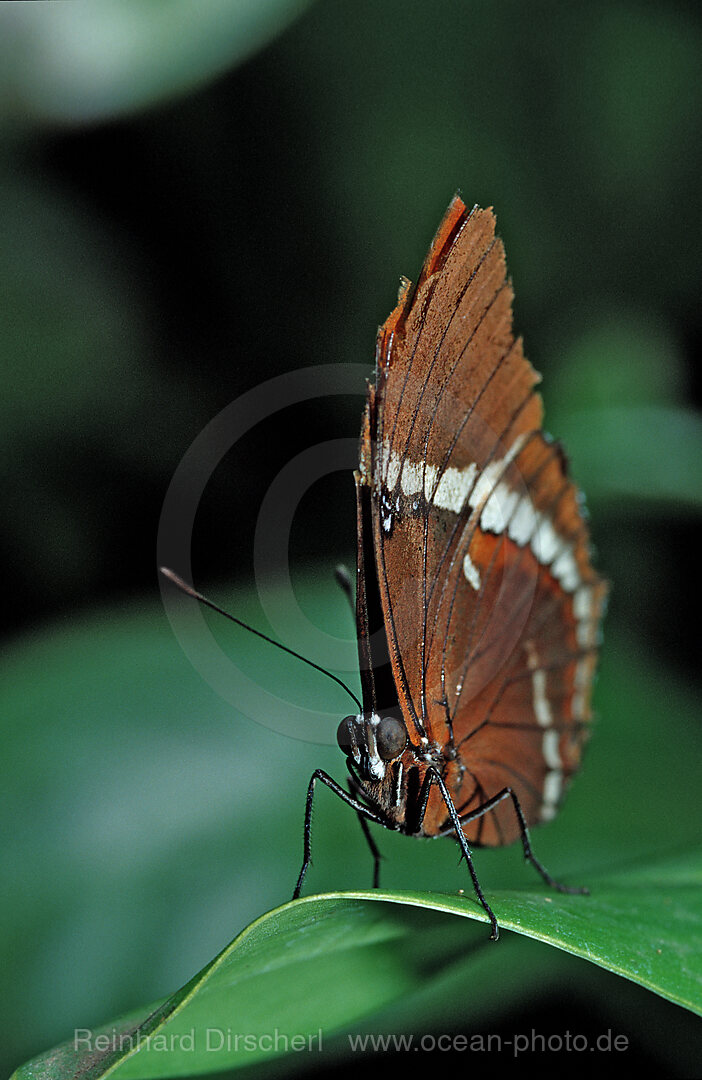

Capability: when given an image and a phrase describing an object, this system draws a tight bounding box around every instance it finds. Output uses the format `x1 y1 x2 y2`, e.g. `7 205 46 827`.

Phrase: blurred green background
1 1 701 1077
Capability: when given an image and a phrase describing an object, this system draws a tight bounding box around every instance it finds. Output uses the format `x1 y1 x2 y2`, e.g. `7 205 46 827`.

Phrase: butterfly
292 195 608 939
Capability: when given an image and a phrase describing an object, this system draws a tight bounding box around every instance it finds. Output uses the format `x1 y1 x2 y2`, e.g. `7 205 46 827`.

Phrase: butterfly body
294 195 607 937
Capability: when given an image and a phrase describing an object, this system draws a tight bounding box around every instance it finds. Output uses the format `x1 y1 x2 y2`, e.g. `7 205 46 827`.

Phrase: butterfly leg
421 767 500 941
293 769 387 900
348 781 383 888
458 787 589 896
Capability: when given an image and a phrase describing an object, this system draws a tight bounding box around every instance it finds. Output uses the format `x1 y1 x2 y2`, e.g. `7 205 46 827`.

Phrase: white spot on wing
384 439 401 489
433 464 478 512
377 436 592 614
531 668 552 728
526 640 564 822
463 549 481 590
508 496 539 547
542 729 562 770
571 656 591 720
540 771 562 821
551 549 580 592
400 459 423 496
531 516 561 564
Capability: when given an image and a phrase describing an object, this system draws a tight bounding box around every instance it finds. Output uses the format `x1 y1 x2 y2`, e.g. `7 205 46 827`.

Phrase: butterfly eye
376 716 407 761
336 716 357 756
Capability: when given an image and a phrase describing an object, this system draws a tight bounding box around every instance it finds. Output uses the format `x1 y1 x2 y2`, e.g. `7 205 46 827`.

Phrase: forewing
360 196 607 838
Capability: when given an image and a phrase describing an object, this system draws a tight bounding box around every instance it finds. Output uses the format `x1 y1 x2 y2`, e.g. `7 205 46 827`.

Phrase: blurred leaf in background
0 0 315 122
1 0 700 1076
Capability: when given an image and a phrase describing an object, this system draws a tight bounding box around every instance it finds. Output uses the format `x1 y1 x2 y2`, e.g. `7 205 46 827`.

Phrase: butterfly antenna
334 563 355 619
160 567 362 712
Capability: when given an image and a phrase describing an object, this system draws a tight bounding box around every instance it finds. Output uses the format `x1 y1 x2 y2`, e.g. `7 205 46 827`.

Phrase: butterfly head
336 711 407 782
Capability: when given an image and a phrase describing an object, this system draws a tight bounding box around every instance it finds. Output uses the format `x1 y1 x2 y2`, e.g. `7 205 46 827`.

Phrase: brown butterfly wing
360 196 607 844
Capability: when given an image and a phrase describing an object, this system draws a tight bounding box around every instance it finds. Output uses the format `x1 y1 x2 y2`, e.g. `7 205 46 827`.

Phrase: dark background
3 0 700 669
2 1 701 1077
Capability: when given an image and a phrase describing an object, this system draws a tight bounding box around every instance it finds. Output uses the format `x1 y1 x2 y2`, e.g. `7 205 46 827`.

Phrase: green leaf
13 847 701 1079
